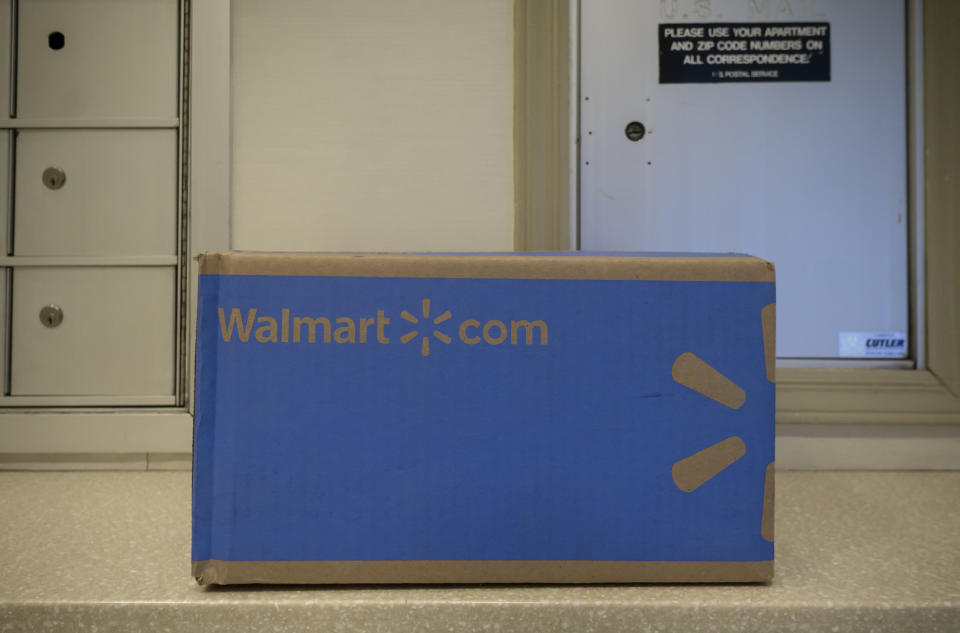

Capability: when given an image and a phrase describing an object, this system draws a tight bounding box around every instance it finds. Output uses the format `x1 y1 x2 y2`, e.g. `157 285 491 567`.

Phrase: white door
17 0 178 119
580 0 908 359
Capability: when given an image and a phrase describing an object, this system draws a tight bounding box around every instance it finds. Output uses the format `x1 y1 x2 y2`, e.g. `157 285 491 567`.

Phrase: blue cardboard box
192 252 776 584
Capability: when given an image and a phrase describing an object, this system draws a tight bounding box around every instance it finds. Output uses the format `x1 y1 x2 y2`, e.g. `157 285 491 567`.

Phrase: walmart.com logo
217 299 548 356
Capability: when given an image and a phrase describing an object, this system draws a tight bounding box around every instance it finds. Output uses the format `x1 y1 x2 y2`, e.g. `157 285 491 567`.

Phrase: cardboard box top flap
197 252 775 283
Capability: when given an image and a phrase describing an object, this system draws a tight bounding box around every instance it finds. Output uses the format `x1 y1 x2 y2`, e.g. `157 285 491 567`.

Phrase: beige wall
231 0 515 252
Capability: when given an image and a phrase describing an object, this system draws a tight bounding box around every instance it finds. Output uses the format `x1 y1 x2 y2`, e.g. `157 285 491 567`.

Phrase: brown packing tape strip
672 353 746 409
198 252 222 275
672 436 747 492
192 559 773 585
196 252 775 282
761 303 776 383
761 462 775 542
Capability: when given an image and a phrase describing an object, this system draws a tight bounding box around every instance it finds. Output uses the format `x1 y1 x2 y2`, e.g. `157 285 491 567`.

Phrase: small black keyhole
48 31 65 50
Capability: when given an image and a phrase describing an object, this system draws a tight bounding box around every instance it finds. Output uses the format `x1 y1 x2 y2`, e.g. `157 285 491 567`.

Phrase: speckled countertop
0 471 958 632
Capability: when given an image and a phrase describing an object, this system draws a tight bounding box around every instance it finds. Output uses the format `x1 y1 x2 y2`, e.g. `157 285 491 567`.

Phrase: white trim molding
777 368 960 426
189 0 231 256
777 423 960 470
0 411 193 453
186 0 231 413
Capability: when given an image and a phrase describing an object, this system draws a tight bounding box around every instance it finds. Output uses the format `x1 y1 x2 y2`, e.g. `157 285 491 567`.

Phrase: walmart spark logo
400 299 452 357
669 302 776 542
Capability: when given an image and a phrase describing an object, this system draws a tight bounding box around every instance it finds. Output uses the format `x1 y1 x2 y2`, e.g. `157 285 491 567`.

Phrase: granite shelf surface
1 471 958 632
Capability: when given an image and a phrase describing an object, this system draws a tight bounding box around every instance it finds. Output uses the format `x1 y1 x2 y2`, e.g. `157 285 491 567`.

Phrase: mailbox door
17 0 178 119
15 129 177 257
10 267 176 396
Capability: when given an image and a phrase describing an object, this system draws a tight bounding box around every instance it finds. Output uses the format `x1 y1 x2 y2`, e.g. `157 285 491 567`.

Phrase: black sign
659 22 830 83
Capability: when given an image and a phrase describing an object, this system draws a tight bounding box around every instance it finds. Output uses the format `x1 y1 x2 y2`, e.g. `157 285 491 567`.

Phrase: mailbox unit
0 0 184 407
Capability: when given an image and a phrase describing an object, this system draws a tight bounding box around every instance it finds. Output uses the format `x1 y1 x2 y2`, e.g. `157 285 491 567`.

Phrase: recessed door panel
15 129 177 256
11 267 175 396
17 0 178 119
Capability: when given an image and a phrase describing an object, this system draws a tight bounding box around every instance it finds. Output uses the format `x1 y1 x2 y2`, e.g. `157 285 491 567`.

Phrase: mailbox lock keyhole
39 304 63 329
625 121 646 142
48 31 65 50
42 167 66 190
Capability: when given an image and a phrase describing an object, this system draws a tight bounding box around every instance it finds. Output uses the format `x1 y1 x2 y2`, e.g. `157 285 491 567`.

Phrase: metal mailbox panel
17 0 178 119
15 129 176 256
0 0 10 116
10 267 175 396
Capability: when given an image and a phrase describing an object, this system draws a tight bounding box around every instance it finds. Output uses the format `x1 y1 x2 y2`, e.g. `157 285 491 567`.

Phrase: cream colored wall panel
10 267 175 396
0 0 10 116
231 0 514 252
17 0 178 119
14 130 176 256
